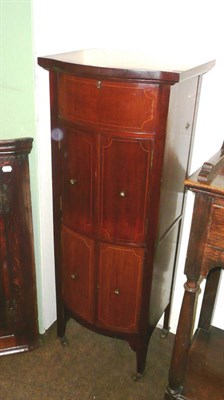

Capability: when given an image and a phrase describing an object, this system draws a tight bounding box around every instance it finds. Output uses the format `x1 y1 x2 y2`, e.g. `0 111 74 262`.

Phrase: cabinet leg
130 331 151 380
161 303 171 338
57 315 68 346
136 335 150 379
57 305 68 339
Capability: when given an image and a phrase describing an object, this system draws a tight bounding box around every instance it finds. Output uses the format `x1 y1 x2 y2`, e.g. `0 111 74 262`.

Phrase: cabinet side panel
149 223 180 328
148 77 201 327
157 77 199 240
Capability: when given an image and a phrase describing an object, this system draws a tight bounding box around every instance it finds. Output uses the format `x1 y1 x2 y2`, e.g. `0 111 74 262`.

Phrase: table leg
165 277 200 398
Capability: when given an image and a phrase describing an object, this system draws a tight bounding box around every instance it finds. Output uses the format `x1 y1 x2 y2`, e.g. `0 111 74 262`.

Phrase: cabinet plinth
38 50 214 377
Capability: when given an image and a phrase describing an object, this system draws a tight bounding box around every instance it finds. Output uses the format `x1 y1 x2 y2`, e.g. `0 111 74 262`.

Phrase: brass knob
119 191 126 198
70 178 77 185
114 288 120 295
71 272 79 280
97 80 102 89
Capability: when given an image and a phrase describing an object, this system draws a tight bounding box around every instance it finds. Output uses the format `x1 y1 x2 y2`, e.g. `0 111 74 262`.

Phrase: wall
33 0 223 332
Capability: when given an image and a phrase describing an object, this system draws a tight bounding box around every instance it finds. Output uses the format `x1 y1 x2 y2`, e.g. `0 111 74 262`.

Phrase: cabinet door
61 227 95 324
97 243 144 332
62 128 96 234
100 136 153 243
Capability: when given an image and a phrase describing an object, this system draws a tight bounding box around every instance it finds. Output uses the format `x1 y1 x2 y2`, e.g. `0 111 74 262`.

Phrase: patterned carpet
0 320 174 400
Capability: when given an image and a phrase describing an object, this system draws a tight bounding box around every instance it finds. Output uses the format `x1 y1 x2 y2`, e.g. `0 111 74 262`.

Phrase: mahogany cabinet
0 138 39 355
165 144 224 399
38 50 214 378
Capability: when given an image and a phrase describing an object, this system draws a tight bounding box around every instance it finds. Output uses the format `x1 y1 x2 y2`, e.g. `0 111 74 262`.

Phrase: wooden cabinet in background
0 138 39 355
38 50 214 378
165 145 224 400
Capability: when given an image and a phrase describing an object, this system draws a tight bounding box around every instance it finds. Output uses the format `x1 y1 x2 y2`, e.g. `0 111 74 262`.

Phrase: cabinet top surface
0 137 33 156
38 49 215 83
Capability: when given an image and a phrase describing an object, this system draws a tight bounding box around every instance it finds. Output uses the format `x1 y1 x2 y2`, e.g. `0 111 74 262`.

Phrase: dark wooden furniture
165 143 224 399
0 138 39 355
38 49 214 378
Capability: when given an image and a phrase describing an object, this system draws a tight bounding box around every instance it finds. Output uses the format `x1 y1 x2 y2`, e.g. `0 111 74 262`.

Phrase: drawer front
61 128 97 234
97 243 144 332
100 135 153 243
62 227 95 324
207 202 224 250
98 81 157 131
59 75 99 125
58 74 158 132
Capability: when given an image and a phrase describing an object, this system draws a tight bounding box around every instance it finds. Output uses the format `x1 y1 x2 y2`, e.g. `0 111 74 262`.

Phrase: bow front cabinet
38 50 214 378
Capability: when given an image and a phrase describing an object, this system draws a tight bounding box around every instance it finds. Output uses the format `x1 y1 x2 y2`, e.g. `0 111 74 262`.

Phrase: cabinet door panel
62 129 96 234
62 228 95 324
97 243 144 332
100 136 153 243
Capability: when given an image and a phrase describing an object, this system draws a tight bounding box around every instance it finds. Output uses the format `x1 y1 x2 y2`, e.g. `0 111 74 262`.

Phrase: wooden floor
0 320 174 400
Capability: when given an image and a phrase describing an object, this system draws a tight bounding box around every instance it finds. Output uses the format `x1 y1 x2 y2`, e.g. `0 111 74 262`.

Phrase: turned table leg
165 277 200 398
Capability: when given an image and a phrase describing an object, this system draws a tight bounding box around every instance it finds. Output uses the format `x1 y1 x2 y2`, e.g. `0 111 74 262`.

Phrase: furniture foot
57 307 68 339
160 327 170 339
128 331 151 378
132 372 143 382
59 336 69 346
165 385 182 399
135 332 151 377
162 303 171 337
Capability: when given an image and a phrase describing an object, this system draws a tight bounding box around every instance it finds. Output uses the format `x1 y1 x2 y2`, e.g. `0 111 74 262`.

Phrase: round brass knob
114 288 120 295
71 272 79 280
70 178 77 185
119 191 126 198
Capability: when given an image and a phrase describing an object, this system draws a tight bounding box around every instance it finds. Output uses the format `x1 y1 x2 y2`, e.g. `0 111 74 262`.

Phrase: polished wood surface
97 243 144 332
38 49 215 82
38 49 214 377
0 138 39 355
165 145 224 399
